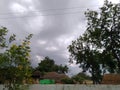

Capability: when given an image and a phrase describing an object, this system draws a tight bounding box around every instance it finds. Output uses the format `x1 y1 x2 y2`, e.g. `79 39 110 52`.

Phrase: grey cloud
39 0 69 9
0 0 105 75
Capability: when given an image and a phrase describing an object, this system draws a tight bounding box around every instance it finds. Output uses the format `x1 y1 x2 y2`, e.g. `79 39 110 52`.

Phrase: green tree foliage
83 0 120 72
68 38 103 84
71 73 91 84
0 27 32 90
0 27 9 47
36 56 68 74
68 0 120 84
61 78 75 84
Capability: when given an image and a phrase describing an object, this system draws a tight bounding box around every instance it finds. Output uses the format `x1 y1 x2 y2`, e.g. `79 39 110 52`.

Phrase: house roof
102 74 120 84
43 72 69 83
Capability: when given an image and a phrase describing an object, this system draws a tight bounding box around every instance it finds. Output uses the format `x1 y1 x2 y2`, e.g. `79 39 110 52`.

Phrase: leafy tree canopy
72 72 91 84
68 0 120 84
36 56 68 74
0 27 33 90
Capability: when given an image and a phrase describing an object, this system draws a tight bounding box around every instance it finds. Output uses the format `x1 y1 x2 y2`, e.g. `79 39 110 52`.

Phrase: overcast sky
0 0 119 76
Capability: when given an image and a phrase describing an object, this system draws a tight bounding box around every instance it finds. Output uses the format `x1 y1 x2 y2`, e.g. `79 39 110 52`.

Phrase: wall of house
0 84 120 90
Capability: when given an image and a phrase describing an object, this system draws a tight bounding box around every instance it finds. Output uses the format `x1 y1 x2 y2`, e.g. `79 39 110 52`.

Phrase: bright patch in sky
109 0 119 3
37 40 46 45
98 0 104 6
10 3 28 15
21 0 32 3
57 35 75 47
45 46 58 51
26 16 44 34
10 1 44 34
36 55 43 61
31 55 44 67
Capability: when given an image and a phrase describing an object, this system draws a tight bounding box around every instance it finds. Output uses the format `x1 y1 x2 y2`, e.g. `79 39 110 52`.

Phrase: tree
61 78 75 84
0 27 32 90
36 56 68 74
71 72 91 84
83 0 120 72
57 64 68 74
68 39 103 84
68 0 120 84
36 57 55 73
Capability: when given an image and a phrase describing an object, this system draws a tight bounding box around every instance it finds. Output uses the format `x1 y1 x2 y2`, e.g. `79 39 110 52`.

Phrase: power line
0 11 86 20
0 5 101 16
0 4 102 20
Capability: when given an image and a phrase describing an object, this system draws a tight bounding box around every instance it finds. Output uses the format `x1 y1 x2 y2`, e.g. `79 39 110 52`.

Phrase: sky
0 0 119 76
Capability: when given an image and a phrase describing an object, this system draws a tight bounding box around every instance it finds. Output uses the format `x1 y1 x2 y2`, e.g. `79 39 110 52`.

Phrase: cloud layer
0 0 118 75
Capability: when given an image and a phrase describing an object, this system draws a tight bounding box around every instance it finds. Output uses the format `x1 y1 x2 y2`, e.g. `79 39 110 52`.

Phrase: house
43 72 69 83
101 74 120 84
32 70 43 84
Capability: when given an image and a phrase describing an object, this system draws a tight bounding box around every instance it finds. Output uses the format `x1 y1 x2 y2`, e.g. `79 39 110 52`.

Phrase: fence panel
0 84 120 90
